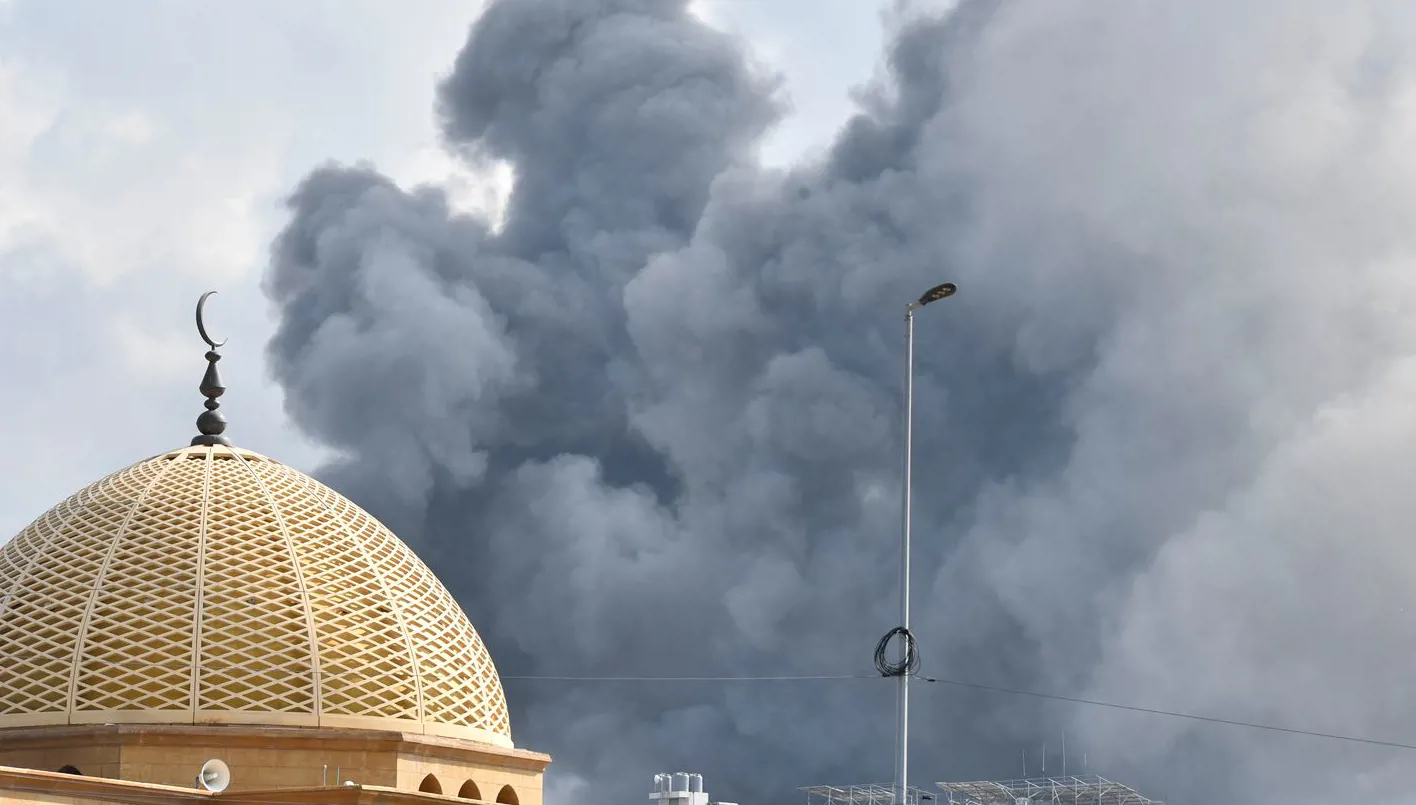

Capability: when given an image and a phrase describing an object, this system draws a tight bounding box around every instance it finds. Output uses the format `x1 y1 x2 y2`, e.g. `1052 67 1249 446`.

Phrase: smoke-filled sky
7 1 1416 803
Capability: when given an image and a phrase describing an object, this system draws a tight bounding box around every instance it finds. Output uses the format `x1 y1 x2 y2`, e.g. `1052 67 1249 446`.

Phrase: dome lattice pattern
0 446 511 747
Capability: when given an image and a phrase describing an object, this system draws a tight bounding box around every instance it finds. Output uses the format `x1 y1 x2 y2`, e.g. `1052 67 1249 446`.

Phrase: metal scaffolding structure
935 776 1163 805
802 776 1162 805
801 784 937 805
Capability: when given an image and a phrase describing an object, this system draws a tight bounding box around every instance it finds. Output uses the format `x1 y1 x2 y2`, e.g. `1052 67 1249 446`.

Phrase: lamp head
917 282 957 306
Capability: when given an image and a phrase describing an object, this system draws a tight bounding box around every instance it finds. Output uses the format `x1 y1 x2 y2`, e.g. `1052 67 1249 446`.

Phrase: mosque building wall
0 725 546 804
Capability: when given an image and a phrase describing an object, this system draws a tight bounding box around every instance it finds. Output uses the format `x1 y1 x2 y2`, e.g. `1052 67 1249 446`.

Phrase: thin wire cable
37 661 1416 752
502 674 873 681
913 675 1416 751
503 671 1416 752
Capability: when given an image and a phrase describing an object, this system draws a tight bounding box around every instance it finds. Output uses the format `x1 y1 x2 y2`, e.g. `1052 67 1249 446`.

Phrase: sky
8 2 1416 805
0 0 881 530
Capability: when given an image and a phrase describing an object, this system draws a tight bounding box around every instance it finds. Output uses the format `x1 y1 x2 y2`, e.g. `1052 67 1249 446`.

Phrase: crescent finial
196 290 227 349
191 290 233 447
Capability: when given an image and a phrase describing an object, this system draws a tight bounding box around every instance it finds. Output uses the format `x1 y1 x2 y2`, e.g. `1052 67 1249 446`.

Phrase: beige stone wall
0 738 400 792
395 756 541 805
0 727 546 803
0 767 211 805
118 742 398 791
0 765 534 805
0 788 119 805
0 745 120 783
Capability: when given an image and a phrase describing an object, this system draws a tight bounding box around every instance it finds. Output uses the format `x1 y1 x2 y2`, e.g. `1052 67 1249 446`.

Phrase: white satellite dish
197 758 231 793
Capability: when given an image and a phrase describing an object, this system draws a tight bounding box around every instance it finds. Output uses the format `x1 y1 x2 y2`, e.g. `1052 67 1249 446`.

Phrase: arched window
57 765 81 776
459 780 483 800
496 784 519 805
420 774 443 794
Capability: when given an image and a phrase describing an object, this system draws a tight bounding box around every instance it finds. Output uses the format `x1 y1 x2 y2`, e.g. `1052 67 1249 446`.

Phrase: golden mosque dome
0 297 546 805
0 443 513 748
0 295 516 754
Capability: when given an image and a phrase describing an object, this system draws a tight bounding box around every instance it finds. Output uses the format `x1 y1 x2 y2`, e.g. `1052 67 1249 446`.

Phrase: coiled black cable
874 626 920 677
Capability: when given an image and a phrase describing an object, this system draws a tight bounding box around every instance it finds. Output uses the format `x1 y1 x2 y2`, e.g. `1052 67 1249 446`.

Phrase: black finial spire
192 291 232 447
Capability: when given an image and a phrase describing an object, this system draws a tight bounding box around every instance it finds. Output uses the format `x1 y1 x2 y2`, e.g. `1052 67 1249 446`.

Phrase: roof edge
0 723 547 769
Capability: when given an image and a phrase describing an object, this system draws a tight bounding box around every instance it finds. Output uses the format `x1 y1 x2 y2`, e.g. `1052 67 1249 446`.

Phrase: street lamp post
893 281 956 805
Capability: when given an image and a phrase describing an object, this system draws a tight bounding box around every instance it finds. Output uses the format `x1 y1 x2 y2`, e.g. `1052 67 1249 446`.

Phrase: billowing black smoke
265 1 1416 803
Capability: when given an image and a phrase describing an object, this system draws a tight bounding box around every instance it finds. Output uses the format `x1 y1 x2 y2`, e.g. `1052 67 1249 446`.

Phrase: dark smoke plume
266 1 1416 803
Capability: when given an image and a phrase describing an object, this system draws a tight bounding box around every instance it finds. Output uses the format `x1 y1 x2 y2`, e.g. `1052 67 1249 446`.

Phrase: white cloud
102 109 158 145
0 0 493 536
390 139 515 227
688 0 886 166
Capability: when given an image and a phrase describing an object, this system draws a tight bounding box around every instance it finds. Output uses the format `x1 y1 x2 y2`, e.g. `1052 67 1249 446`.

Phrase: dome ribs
251 462 422 723
0 445 511 746
196 455 316 720
0 462 157 718
68 453 187 718
229 450 325 723
360 524 511 739
187 445 214 718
